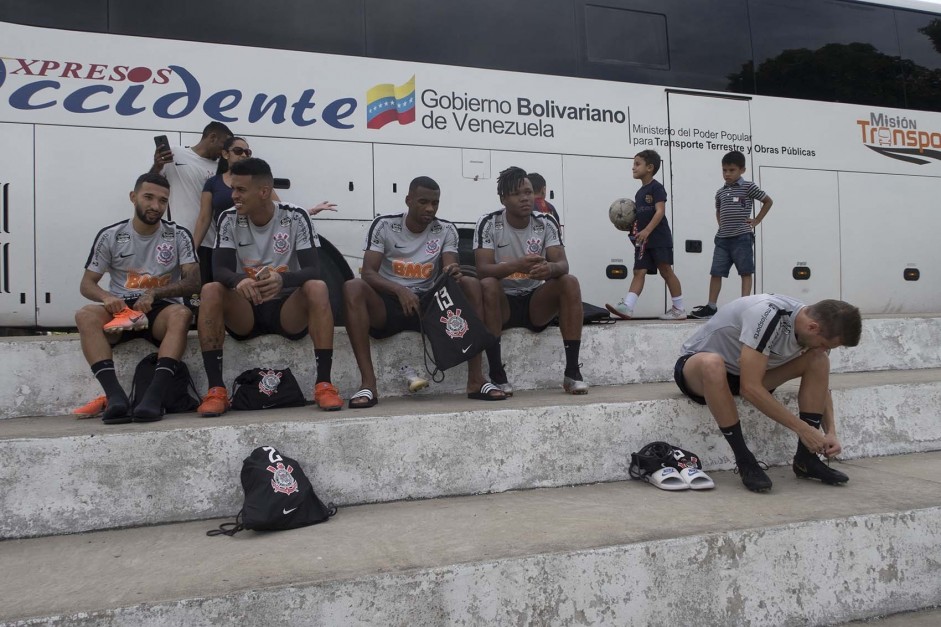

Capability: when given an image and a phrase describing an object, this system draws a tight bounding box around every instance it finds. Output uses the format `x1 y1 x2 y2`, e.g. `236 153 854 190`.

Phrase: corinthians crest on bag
419 273 497 374
230 367 306 410
208 445 336 536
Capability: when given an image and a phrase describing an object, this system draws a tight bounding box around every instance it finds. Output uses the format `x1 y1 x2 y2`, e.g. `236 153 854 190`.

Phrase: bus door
0 123 37 327
665 91 753 310
561 155 665 317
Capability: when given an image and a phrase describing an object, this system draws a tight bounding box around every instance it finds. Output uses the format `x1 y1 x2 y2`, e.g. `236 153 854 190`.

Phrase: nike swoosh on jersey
118 253 134 258
238 242 250 247
283 507 298 515
497 243 510 248
394 244 406 248
461 345 472 353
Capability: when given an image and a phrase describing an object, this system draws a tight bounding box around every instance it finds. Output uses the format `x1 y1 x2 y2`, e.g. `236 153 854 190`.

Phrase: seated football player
73 172 199 424
195 157 343 415
675 294 861 493
342 176 506 408
474 166 588 396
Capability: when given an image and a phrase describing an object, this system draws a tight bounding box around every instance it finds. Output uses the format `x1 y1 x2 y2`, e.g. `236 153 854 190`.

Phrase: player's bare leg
741 273 753 297
281 279 341 410
530 276 587 393
459 276 505 400
343 278 388 407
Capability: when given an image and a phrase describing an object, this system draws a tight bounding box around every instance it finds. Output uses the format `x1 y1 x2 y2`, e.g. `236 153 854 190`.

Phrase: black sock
486 342 505 382
563 340 581 379
720 421 754 465
202 350 224 389
796 412 823 457
92 359 126 400
315 349 333 384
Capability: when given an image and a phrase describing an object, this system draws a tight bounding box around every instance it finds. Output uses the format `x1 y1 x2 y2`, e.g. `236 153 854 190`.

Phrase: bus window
109 0 365 56
365 0 578 76
747 0 905 108
576 0 753 94
583 6 668 69
0 0 107 32
895 9 941 112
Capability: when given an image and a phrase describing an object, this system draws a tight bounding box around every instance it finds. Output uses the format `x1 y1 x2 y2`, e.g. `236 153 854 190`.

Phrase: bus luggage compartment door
0 123 37 327
757 168 841 305
665 92 753 310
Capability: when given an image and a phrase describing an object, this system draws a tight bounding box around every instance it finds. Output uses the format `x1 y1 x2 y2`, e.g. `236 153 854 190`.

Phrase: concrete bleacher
1 315 940 625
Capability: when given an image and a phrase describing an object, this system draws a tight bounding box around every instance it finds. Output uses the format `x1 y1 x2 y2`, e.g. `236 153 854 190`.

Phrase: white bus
1 0 940 327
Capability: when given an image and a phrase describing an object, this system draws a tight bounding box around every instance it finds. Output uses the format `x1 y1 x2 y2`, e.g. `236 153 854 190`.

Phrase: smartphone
153 135 170 152
273 177 291 189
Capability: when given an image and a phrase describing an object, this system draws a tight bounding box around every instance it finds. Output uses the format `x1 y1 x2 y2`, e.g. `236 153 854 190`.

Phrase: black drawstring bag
208 445 336 536
418 273 497 380
129 352 199 413
230 368 306 410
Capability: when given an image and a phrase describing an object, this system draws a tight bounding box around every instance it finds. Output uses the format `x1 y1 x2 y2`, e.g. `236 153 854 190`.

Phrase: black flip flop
468 382 507 401
348 388 378 409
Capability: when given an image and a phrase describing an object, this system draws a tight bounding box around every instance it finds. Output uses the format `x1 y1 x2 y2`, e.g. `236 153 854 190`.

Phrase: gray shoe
563 376 589 395
494 381 514 396
400 365 429 392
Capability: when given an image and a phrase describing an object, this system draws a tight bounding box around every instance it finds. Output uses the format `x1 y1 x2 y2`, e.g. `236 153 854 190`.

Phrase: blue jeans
710 233 755 277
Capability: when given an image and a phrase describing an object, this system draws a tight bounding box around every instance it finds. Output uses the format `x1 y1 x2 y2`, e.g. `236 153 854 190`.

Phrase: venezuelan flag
366 75 416 129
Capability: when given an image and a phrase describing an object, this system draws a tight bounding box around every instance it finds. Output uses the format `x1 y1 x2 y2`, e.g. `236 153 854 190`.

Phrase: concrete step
2 452 940 626
841 607 941 626
2 314 939 419
3 369 940 539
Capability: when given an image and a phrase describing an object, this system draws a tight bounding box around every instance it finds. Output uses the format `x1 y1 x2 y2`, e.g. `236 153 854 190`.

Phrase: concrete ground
2 452 940 624
842 608 941 625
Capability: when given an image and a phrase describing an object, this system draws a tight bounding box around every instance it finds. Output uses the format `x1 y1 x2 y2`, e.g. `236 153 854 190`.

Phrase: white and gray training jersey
85 219 197 303
681 294 805 375
216 202 321 280
159 145 217 234
364 213 459 293
474 209 563 296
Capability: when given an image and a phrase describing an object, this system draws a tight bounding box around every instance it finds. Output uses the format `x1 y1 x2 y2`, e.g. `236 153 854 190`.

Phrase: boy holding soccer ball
606 150 686 320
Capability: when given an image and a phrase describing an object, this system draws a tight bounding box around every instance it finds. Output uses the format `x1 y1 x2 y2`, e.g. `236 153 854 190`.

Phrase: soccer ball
608 198 636 232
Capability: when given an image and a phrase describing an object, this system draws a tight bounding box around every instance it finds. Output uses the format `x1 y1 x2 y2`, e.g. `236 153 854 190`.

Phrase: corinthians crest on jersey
267 461 299 495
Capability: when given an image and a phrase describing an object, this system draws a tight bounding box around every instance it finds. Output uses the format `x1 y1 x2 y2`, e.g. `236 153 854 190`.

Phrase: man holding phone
150 121 233 236
195 157 344 415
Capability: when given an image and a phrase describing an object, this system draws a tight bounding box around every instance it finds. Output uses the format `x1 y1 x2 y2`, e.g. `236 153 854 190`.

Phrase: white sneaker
605 300 633 320
400 365 429 393
658 307 687 320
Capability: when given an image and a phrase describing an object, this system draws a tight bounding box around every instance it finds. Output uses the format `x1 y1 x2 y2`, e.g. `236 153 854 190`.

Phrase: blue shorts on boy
712 177 766 276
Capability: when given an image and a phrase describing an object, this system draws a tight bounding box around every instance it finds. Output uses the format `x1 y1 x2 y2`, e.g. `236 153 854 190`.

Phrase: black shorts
504 291 550 333
634 245 673 273
369 291 423 339
674 353 774 405
113 297 190 347
226 295 308 341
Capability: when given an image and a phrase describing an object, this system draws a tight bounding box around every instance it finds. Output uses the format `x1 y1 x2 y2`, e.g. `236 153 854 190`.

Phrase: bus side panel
757 168 842 305
371 145 561 225
34 126 181 327
666 93 754 311
839 172 941 314
0 122 37 326
561 154 665 316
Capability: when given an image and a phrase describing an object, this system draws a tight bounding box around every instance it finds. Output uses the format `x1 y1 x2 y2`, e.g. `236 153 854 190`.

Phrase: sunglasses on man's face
230 147 252 156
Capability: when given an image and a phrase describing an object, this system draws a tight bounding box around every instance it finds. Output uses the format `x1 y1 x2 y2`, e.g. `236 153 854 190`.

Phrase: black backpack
208 446 336 536
629 441 703 480
129 353 200 414
230 368 307 410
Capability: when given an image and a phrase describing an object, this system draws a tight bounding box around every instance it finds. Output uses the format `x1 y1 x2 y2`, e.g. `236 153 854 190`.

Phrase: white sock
672 296 684 310
623 292 639 308
708 301 717 308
